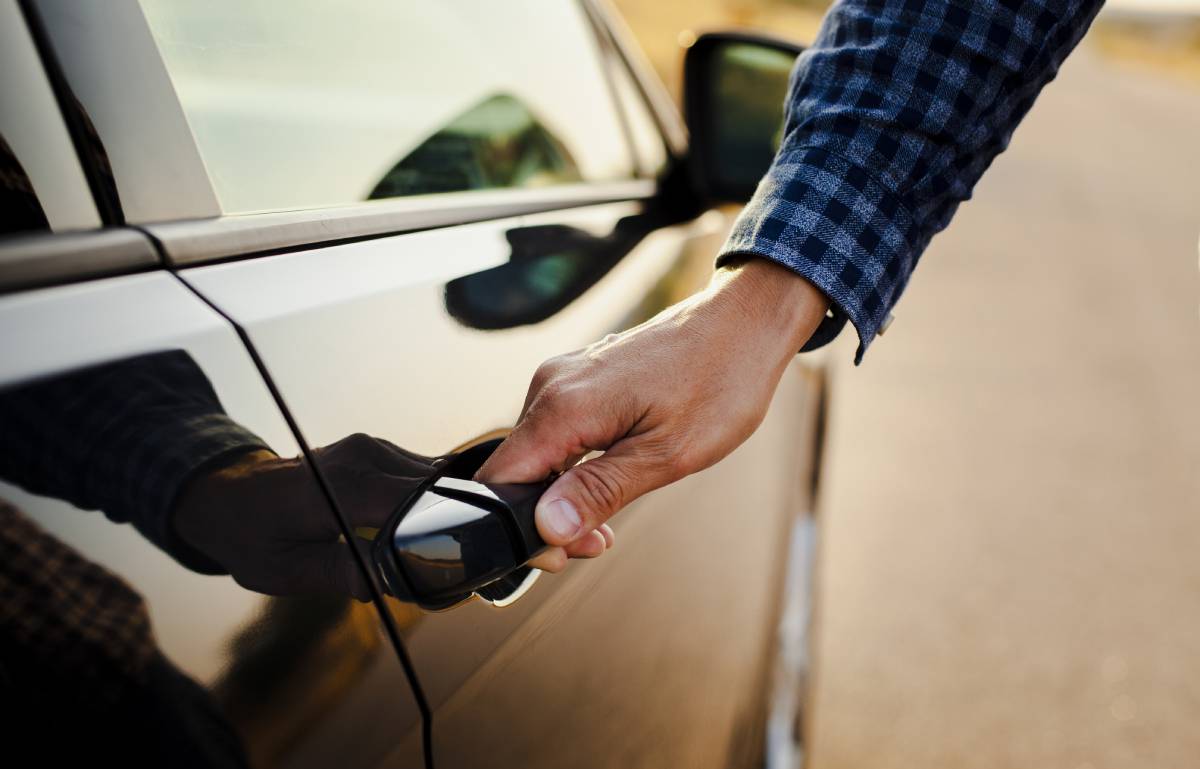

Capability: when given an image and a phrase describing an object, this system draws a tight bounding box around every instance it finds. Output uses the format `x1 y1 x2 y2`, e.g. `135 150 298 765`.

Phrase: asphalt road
809 48 1200 769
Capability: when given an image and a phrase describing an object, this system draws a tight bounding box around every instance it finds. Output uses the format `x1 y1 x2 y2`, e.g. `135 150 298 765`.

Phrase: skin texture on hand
476 257 830 572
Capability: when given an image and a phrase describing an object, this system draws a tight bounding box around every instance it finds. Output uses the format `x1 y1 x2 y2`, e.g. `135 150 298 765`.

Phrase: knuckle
330 432 371 458
531 355 566 389
529 364 552 392
587 333 621 352
534 378 566 407
535 379 586 417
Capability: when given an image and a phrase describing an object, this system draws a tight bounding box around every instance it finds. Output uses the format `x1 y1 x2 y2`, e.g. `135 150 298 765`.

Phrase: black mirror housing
683 31 804 204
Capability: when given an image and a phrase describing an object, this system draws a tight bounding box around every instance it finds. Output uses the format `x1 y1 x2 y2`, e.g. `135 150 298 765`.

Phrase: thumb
534 439 670 546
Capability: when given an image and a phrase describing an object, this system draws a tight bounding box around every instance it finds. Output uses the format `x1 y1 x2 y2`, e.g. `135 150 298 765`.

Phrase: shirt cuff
717 146 917 364
122 412 268 575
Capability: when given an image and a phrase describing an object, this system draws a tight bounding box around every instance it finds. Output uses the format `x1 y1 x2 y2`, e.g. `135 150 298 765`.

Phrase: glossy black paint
0 285 425 769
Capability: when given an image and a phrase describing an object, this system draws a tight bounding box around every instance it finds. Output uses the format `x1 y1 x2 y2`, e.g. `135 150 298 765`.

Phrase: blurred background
612 0 1200 767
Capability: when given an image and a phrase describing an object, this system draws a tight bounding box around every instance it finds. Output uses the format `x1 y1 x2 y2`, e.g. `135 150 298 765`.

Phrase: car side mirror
683 32 804 204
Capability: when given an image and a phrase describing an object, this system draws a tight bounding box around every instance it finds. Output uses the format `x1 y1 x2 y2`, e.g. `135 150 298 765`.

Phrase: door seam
135 224 437 769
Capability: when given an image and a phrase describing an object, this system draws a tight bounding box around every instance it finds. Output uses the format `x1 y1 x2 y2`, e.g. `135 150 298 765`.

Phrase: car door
180 212 823 769
28 0 827 766
0 5 425 767
0 273 427 769
179 206 822 769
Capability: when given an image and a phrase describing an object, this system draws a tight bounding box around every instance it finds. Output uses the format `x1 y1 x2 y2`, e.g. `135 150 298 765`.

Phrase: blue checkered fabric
719 0 1106 362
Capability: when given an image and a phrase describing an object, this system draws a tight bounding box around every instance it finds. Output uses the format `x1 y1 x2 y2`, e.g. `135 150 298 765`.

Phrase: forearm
722 0 1105 361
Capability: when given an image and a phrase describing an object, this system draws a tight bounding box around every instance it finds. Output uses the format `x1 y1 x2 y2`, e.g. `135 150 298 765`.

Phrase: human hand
476 257 829 572
173 433 435 601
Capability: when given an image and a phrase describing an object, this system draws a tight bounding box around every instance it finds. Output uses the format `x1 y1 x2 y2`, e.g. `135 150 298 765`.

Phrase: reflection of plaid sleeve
0 500 156 702
0 350 268 573
719 0 1104 362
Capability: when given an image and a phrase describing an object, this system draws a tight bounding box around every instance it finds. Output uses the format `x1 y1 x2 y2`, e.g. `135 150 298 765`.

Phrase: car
0 1 827 767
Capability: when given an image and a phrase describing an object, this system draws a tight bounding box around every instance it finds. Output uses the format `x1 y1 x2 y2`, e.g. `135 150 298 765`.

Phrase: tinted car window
138 0 634 214
368 94 582 199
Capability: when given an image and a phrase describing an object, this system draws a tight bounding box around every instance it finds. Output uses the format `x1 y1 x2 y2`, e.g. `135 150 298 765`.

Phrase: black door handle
373 470 550 611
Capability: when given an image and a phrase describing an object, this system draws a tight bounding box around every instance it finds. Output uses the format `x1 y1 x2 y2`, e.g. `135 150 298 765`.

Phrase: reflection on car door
0 271 425 769
180 197 824 768
19 0 830 763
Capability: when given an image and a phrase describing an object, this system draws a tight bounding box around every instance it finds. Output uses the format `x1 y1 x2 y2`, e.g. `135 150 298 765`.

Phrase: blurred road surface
810 46 1200 769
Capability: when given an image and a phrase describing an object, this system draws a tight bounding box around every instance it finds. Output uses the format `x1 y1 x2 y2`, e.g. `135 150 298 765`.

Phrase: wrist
174 448 278 545
713 255 830 353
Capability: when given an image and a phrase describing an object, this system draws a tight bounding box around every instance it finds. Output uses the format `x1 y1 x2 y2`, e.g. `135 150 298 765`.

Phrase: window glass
0 134 48 236
138 0 634 214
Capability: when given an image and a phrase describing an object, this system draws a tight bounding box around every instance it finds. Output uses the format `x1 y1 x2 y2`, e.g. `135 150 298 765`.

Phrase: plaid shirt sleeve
719 0 1105 362
0 350 269 573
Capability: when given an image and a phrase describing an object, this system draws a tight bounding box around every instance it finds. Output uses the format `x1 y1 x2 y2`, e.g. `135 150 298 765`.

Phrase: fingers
528 546 568 572
563 527 609 558
477 360 613 485
325 544 375 602
527 525 613 572
315 433 437 528
475 415 569 484
596 523 616 550
585 524 616 552
534 440 672 548
564 530 606 559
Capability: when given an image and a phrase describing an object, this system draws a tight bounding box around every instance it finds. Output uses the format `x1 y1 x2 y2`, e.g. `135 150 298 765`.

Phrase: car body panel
0 271 424 768
182 199 823 767
1 1 825 766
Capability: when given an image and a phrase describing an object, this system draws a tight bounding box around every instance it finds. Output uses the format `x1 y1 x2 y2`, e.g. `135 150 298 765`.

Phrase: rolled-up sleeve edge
717 144 917 364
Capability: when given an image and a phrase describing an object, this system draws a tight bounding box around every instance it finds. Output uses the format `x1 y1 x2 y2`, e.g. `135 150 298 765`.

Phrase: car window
137 0 635 215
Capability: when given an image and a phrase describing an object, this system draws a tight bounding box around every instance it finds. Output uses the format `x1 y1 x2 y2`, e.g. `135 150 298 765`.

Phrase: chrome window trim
584 0 689 160
576 0 643 177
37 0 678 240
0 228 160 294
146 179 657 266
